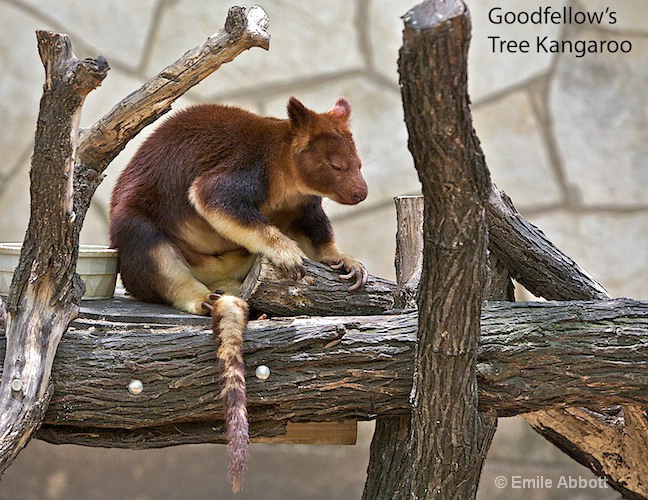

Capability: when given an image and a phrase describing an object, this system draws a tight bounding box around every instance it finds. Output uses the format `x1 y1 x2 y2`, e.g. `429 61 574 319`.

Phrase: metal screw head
255 365 270 380
128 379 144 395
10 379 23 392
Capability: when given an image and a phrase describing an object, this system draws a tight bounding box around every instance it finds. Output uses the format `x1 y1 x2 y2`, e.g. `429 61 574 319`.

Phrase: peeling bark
0 30 108 476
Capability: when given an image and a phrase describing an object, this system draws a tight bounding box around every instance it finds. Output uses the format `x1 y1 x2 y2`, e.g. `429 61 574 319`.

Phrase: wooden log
392 196 423 311
4 299 647 445
36 420 286 448
240 256 396 316
487 184 609 300
390 191 648 497
364 197 420 497
365 196 515 498
486 185 648 496
396 185 609 304
36 421 357 448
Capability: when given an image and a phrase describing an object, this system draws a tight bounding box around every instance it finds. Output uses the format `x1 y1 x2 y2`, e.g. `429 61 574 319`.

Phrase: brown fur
109 97 368 491
208 295 249 493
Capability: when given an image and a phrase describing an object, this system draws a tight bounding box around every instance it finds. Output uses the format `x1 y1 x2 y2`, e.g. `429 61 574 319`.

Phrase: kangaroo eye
329 163 343 171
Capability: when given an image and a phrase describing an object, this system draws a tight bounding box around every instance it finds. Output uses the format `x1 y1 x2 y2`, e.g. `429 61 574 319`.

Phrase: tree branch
487 187 648 496
0 30 108 477
487 184 609 300
241 257 396 316
77 6 269 173
380 187 647 496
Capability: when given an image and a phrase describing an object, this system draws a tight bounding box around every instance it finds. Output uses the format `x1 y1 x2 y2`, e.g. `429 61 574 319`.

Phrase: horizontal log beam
1 298 647 448
35 421 357 448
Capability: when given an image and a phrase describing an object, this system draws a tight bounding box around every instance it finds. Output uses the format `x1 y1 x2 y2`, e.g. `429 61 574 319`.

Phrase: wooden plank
252 421 357 445
79 288 209 326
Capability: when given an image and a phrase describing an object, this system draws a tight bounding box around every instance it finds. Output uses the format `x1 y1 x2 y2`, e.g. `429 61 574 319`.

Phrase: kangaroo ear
328 97 351 119
287 97 312 129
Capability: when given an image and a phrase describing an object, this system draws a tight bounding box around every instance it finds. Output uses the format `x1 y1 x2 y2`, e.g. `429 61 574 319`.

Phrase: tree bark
365 1 495 497
36 421 286 449
364 196 420 498
364 193 513 500
0 31 108 476
392 196 424 311
487 184 609 300
0 297 6 329
0 6 270 477
240 257 396 316
394 185 648 497
352 0 644 494
0 299 647 445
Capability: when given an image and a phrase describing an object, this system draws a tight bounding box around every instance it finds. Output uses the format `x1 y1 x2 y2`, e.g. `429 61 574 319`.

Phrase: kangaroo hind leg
150 242 216 315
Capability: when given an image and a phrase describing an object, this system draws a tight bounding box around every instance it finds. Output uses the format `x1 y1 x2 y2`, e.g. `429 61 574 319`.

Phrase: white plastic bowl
0 243 118 300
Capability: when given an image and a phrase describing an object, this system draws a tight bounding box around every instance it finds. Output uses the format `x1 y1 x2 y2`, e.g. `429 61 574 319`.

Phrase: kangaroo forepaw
322 256 368 291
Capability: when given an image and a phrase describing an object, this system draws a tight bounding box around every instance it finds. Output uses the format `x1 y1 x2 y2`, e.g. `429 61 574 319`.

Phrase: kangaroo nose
353 185 368 203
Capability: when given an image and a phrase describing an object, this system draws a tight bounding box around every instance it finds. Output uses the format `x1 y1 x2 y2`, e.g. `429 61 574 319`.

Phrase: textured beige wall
1 0 645 498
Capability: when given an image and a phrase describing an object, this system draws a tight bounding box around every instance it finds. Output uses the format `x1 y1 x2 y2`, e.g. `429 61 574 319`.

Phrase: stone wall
1 0 644 498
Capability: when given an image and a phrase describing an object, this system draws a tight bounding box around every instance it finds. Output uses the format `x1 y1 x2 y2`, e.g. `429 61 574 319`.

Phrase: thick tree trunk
0 6 270 477
366 1 495 497
358 0 646 495
365 193 514 500
395 180 648 498
1 299 647 445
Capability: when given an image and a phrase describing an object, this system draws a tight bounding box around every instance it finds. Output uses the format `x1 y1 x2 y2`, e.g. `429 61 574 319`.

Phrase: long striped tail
208 295 250 493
